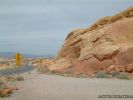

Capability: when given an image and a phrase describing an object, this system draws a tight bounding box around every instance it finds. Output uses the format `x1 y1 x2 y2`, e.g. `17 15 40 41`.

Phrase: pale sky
0 0 133 56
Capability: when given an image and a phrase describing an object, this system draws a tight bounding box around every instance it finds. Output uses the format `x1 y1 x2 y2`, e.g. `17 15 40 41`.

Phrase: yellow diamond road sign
15 53 23 66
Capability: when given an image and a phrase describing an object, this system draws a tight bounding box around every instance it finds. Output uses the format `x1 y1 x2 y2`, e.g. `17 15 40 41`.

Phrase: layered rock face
51 7 133 75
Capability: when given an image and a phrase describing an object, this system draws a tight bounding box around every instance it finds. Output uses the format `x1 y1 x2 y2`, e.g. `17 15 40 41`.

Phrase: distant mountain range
0 52 54 58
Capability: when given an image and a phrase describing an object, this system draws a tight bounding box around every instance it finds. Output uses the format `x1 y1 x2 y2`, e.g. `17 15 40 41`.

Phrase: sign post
15 53 23 77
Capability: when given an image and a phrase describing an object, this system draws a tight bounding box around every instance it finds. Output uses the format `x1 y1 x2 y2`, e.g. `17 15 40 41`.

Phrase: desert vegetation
0 76 24 98
95 71 130 80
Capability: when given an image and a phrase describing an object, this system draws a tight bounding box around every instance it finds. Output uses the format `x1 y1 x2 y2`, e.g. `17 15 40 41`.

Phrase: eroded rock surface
35 7 133 76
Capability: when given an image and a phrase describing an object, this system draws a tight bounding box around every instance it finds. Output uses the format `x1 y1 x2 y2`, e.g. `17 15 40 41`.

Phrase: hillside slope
48 7 133 76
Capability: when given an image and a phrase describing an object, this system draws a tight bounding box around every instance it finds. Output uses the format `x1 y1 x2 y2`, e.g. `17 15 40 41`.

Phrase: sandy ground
2 71 133 100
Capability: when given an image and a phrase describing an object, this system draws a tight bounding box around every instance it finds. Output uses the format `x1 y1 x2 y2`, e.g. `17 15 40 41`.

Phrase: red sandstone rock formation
49 7 133 75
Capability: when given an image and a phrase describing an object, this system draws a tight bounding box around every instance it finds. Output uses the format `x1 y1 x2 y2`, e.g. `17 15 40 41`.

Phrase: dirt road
3 72 133 100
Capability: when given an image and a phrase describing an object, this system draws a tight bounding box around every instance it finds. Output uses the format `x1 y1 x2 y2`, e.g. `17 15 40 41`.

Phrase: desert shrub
0 79 5 91
95 71 130 80
16 76 24 81
0 79 12 97
37 66 49 73
6 77 16 82
112 71 120 77
0 62 8 64
114 72 129 80
95 71 111 78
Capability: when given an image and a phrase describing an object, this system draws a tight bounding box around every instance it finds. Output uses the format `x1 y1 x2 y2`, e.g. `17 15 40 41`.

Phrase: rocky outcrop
32 59 54 67
49 58 72 71
49 7 133 75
